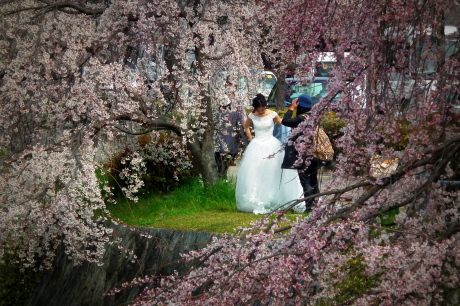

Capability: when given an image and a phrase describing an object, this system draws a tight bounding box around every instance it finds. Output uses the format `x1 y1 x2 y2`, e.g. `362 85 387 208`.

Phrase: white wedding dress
236 112 305 214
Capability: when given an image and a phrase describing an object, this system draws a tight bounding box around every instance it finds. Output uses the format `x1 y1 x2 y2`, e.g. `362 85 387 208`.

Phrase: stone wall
28 224 216 306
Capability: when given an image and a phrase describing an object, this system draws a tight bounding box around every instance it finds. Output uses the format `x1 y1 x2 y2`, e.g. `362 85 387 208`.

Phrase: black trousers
298 158 320 208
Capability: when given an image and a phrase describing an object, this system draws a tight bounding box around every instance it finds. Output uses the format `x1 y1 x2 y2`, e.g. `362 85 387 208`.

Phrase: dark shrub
103 131 199 198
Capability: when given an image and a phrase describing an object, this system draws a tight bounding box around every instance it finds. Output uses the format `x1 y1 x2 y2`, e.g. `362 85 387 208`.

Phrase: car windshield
291 80 339 104
256 74 277 93
316 62 337 77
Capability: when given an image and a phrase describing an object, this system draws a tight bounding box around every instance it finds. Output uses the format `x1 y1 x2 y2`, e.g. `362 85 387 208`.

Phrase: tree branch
114 125 159 135
360 141 460 222
268 136 460 234
114 113 184 137
202 49 234 60
441 221 460 240
4 2 106 16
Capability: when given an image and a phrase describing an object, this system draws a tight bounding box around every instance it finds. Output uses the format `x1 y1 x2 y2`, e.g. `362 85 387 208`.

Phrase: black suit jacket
281 110 310 169
282 109 307 128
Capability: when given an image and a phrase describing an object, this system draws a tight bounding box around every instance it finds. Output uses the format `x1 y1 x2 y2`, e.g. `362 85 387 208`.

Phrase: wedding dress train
235 112 305 214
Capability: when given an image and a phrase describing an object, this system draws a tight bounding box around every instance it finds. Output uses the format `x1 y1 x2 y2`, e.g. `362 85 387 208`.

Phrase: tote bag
312 126 334 161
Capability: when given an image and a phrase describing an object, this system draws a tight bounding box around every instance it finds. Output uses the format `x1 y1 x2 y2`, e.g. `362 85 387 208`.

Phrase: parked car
267 76 340 108
255 71 277 98
267 78 296 107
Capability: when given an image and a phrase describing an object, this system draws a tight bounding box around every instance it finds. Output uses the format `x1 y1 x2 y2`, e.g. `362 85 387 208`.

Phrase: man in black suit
281 94 319 212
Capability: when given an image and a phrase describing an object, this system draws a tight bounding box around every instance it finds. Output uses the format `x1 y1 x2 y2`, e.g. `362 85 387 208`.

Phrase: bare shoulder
271 111 281 124
245 114 254 125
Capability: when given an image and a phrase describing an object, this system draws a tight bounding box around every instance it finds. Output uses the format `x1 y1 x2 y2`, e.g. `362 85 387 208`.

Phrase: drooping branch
267 136 460 234
333 136 460 221
360 140 460 222
114 113 184 137
4 1 106 17
202 49 234 60
113 125 166 135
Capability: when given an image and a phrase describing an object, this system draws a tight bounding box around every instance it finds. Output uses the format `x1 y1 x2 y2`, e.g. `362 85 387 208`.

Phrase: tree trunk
187 133 219 187
199 134 219 186
189 34 221 186
199 86 220 186
275 73 286 110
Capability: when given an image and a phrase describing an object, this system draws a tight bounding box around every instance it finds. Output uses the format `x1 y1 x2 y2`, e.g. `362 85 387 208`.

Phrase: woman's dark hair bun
252 93 267 109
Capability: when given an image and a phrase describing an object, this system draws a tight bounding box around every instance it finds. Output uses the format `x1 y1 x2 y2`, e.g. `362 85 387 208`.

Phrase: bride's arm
273 114 282 125
244 117 253 141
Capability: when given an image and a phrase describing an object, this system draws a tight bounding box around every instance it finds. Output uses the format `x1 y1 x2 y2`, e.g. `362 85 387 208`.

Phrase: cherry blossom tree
1 0 459 303
128 0 460 304
0 0 264 268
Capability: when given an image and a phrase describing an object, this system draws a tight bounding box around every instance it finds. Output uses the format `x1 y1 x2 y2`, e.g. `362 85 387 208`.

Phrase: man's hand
288 98 299 111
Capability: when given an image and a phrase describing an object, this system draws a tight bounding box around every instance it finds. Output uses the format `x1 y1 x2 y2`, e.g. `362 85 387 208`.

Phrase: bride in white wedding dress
235 94 305 214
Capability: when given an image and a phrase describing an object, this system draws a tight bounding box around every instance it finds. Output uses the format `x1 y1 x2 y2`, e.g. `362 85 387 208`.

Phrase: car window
291 81 339 103
316 62 337 77
267 78 340 107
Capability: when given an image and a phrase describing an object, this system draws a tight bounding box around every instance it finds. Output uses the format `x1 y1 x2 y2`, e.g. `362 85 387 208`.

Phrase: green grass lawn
106 177 306 234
